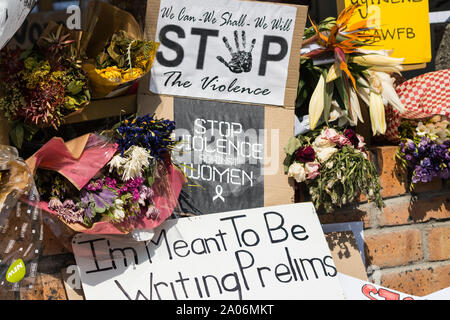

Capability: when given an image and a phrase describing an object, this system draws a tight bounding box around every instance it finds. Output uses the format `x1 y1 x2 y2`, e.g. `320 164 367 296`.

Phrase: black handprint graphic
217 30 256 74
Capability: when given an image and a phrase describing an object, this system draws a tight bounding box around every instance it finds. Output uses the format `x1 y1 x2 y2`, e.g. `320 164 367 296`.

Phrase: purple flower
85 179 104 192
104 177 118 189
80 187 118 220
406 141 416 151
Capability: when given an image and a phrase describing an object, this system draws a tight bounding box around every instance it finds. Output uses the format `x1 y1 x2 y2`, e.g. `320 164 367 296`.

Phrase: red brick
413 178 444 194
319 205 372 229
41 273 68 300
427 225 450 261
378 194 450 226
409 194 450 222
365 229 423 268
377 196 411 226
380 263 450 297
21 273 68 300
370 146 408 198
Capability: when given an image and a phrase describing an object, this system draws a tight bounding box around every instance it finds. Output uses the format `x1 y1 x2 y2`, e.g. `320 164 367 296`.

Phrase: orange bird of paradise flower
303 4 378 91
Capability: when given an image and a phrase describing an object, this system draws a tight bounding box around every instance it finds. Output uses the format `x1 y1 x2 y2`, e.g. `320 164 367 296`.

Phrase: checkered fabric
385 68 450 141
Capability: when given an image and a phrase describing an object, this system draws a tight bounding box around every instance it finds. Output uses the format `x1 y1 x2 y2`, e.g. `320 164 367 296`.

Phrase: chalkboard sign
174 98 265 214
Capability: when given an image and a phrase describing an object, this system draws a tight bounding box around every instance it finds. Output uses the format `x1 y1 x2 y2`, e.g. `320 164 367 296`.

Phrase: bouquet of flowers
0 23 90 148
28 114 186 234
396 116 450 189
80 1 158 98
94 30 158 85
285 126 384 212
298 4 405 135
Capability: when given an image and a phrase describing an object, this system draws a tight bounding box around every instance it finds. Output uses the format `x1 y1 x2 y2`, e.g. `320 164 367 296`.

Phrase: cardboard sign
325 231 368 281
322 222 365 265
338 273 422 300
144 0 306 108
72 203 346 300
0 0 37 50
341 0 431 65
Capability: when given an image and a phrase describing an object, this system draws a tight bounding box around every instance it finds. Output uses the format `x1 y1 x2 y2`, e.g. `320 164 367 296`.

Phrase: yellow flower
122 68 144 82
95 66 123 82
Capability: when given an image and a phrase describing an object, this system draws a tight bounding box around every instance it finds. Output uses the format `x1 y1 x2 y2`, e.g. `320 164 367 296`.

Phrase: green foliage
307 146 384 213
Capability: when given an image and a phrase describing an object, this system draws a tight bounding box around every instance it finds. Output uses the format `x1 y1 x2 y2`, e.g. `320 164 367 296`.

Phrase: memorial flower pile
396 116 450 189
285 126 383 212
94 30 158 84
298 4 405 135
0 25 90 148
35 114 181 229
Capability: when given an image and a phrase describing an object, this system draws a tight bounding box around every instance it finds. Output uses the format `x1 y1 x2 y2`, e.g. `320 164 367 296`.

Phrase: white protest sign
72 203 345 300
424 287 450 300
0 0 36 50
338 273 422 300
149 0 297 106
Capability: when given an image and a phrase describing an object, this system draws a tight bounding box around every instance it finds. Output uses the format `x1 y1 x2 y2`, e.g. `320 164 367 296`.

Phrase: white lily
308 73 326 130
371 71 406 114
352 54 404 68
368 91 386 135
326 63 341 83
357 76 386 135
349 87 364 124
329 101 353 127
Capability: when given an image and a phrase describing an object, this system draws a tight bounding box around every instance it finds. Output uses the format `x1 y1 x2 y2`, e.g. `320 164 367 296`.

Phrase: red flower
295 145 316 163
344 129 359 148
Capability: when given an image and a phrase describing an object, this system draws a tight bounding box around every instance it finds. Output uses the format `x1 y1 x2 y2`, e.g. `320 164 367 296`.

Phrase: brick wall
318 146 450 297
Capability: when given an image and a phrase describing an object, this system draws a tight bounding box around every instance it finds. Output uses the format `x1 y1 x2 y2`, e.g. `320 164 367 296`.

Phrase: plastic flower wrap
0 23 90 149
0 145 43 296
395 116 450 189
80 1 159 98
285 126 384 213
28 114 185 237
298 4 405 136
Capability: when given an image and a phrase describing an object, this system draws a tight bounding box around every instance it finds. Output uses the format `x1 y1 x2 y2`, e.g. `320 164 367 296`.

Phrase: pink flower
357 134 366 151
337 135 352 147
322 128 351 148
322 128 340 142
305 162 320 180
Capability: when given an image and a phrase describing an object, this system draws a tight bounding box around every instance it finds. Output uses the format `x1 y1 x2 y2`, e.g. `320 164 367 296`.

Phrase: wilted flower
315 147 339 163
288 162 307 183
305 162 321 179
295 145 316 163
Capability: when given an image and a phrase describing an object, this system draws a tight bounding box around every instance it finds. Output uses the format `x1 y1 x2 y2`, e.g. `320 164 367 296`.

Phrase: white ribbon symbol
213 185 225 202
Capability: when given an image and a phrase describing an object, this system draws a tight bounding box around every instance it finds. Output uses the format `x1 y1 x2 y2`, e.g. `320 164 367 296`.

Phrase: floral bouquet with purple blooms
34 114 185 234
284 126 384 213
396 116 450 189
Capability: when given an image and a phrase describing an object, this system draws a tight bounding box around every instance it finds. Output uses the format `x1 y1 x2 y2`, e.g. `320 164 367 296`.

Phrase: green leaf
335 76 349 112
10 123 24 149
323 78 334 124
285 137 301 156
283 155 293 174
